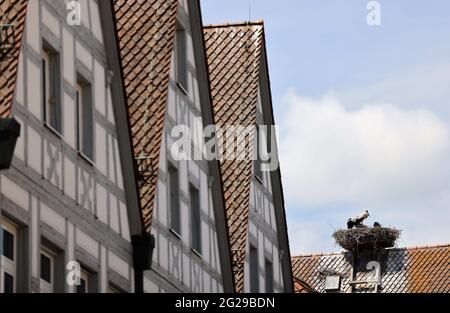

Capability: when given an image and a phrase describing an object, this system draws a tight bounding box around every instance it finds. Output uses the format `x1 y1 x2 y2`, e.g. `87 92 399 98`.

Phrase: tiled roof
0 0 28 118
204 21 264 293
114 0 178 232
292 244 450 293
294 277 318 293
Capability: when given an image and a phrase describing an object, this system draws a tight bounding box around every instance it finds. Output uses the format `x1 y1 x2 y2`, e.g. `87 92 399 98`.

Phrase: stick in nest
333 227 401 250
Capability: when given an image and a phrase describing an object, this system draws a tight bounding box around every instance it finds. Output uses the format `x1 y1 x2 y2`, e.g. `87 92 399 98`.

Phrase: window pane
43 47 62 133
40 253 52 283
76 79 93 161
81 84 93 159
190 185 201 253
2 228 14 261
76 88 82 151
250 245 259 292
3 272 14 294
169 165 180 234
42 57 47 120
265 259 274 293
176 26 187 89
254 126 263 181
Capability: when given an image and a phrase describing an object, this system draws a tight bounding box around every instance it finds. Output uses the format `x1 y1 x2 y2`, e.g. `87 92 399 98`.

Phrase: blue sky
200 0 450 254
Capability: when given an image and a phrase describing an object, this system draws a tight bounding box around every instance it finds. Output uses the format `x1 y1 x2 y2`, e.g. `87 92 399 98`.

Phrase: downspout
131 233 155 293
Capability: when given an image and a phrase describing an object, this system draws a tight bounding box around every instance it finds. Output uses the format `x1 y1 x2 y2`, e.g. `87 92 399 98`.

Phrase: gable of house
114 0 233 293
114 0 178 233
204 21 293 293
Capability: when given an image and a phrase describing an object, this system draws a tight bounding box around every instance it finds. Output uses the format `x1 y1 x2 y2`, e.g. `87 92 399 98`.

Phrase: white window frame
39 247 56 293
1 219 17 293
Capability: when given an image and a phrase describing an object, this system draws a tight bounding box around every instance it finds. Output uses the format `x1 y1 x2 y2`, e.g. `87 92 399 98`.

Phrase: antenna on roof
248 0 252 22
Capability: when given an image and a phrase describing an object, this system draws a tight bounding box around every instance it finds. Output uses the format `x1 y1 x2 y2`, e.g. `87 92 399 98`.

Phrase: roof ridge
203 20 264 29
388 243 450 251
292 251 345 259
292 243 450 259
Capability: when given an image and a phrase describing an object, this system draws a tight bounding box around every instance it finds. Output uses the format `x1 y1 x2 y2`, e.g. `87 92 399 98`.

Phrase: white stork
347 209 370 229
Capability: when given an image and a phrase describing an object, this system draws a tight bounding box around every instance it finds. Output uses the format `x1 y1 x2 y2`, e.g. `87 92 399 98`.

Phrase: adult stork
347 209 370 229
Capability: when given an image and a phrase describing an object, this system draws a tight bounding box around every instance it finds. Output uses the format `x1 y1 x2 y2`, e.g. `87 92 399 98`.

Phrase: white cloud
332 63 450 117
280 90 450 254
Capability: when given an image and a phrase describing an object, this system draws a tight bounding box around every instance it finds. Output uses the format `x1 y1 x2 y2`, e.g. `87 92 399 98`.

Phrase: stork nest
333 227 401 251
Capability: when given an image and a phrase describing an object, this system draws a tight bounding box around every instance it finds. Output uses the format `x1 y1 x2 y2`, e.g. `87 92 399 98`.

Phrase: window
168 164 180 235
76 269 90 293
265 259 274 293
42 46 62 134
250 245 259 293
176 23 188 91
3 273 14 294
254 125 264 182
76 77 94 161
190 184 201 254
1 219 17 293
40 248 55 293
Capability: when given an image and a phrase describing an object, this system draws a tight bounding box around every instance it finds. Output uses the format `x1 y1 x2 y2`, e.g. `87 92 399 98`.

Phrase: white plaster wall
40 202 66 236
0 175 29 210
27 59 41 120
64 92 77 149
76 40 92 70
108 251 129 280
76 228 99 259
27 127 42 174
62 28 75 85
26 0 40 53
42 5 60 38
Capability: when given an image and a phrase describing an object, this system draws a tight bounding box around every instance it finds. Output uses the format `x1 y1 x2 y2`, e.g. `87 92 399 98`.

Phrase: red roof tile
114 0 178 232
292 244 450 293
0 0 28 118
204 21 264 292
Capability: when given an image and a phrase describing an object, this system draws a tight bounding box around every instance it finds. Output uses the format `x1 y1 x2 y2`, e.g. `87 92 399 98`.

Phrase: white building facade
141 0 233 293
0 0 137 293
1 0 291 294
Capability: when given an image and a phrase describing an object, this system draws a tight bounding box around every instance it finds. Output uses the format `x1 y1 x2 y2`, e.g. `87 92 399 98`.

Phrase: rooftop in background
292 244 450 293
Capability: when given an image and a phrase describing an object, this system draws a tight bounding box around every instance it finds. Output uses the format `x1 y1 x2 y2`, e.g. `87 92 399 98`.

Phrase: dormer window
324 275 341 293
